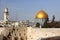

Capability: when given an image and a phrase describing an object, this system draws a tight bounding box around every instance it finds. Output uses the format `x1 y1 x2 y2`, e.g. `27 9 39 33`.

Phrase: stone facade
0 27 60 40
27 27 60 40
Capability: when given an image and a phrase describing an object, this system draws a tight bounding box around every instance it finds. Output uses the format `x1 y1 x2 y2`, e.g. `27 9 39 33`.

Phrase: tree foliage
35 22 40 28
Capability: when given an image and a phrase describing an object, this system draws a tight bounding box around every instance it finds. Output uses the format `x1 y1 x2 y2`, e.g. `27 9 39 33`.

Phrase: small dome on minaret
4 8 8 13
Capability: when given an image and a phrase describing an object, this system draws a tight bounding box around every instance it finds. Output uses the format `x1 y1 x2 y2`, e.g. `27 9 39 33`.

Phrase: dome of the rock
35 10 48 19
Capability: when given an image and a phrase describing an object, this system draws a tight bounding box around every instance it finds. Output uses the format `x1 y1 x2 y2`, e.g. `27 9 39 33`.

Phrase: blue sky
0 0 60 21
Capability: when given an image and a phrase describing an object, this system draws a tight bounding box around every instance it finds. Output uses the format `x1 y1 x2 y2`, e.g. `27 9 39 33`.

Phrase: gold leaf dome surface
35 10 48 19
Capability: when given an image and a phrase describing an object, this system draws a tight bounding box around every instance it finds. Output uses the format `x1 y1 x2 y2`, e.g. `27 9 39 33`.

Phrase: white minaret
4 8 9 22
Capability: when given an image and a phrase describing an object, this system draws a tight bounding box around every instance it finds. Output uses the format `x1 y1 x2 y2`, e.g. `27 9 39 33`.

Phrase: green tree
35 22 40 28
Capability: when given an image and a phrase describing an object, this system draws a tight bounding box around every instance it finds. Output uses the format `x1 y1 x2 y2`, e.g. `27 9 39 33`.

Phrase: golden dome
35 10 48 19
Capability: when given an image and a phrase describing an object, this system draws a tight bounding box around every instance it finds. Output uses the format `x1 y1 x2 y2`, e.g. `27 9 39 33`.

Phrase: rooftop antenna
15 10 18 21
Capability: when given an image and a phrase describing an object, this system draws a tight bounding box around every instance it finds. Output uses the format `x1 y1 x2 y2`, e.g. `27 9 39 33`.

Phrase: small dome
35 10 48 19
5 8 8 12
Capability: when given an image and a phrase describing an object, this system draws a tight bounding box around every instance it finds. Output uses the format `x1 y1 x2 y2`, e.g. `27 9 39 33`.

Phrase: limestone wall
0 27 60 40
27 27 60 40
0 26 27 40
12 26 27 40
